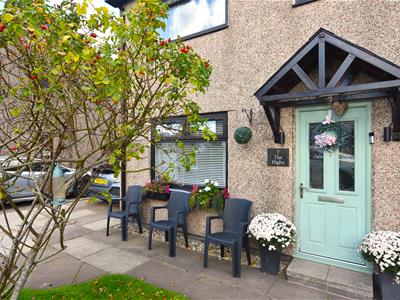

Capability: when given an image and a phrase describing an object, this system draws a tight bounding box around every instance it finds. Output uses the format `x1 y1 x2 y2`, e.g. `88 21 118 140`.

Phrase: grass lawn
18 274 187 300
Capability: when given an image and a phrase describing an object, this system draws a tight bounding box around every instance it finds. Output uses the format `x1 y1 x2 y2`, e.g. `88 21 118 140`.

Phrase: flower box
146 191 170 201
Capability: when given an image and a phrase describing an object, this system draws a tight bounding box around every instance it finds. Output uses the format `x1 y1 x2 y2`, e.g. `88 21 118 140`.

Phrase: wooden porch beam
325 34 400 78
260 79 400 102
318 35 325 88
327 54 355 88
254 38 319 98
292 64 318 90
276 90 395 107
263 106 280 138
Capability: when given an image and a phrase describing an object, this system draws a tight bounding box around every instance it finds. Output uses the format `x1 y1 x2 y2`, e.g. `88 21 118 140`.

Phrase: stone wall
125 0 400 235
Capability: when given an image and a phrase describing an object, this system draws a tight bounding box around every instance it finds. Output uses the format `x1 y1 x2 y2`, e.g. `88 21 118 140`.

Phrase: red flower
30 75 37 80
10 146 17 151
96 54 101 60
89 32 97 38
41 24 48 30
159 40 167 46
168 38 172 43
165 185 171 193
0 23 6 33
204 62 209 68
191 185 199 193
223 187 230 199
180 48 189 54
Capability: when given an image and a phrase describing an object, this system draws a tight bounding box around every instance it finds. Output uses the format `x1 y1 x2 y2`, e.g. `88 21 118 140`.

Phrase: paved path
11 200 349 299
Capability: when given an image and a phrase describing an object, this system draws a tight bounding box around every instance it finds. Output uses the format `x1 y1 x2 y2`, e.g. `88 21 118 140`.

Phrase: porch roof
254 28 400 143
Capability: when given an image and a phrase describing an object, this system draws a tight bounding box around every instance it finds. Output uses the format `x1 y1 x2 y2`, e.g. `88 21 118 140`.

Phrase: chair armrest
205 216 222 235
150 206 168 222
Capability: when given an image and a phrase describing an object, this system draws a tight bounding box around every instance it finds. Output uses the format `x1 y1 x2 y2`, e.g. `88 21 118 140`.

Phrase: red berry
180 48 189 53
41 24 47 30
90 33 97 38
205 62 209 68
30 75 37 80
0 23 5 32
96 54 101 60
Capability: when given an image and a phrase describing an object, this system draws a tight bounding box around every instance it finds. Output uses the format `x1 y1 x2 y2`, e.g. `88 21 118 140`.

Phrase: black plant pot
376 268 400 300
146 191 170 201
259 245 281 275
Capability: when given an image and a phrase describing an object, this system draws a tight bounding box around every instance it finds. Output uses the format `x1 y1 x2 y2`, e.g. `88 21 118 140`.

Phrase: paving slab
127 260 197 294
52 237 110 259
72 262 108 285
200 257 278 296
267 278 349 300
49 224 93 245
183 277 264 300
327 266 373 299
82 218 119 231
25 255 82 289
68 209 96 220
81 247 149 274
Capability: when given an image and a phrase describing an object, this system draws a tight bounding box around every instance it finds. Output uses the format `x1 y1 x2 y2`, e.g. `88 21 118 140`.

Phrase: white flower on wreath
204 186 211 192
204 179 210 184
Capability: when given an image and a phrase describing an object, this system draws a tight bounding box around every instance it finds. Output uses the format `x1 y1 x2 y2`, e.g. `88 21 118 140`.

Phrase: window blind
155 141 226 187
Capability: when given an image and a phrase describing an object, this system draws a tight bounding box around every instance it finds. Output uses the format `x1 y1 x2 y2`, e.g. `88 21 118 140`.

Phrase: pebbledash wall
120 0 400 236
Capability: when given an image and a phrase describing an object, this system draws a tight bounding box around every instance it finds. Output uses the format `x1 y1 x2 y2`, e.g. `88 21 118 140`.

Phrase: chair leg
137 213 143 234
183 224 189 248
165 231 169 242
148 226 153 250
221 245 225 258
203 239 209 268
244 237 251 266
232 242 241 278
121 215 128 241
169 229 176 257
106 216 110 236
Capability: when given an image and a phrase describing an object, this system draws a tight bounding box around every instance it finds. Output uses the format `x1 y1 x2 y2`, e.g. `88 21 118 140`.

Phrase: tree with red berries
0 0 212 298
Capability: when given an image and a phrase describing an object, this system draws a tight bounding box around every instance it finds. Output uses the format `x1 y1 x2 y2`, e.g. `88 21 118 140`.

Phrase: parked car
86 164 121 202
0 156 90 202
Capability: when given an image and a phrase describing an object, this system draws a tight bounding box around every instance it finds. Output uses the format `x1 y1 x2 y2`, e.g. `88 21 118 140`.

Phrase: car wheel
72 176 90 198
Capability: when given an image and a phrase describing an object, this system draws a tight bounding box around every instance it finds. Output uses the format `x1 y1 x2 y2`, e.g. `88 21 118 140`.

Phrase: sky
0 0 120 15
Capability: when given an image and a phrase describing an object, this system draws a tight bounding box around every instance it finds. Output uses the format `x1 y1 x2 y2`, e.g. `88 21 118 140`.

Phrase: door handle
300 183 310 198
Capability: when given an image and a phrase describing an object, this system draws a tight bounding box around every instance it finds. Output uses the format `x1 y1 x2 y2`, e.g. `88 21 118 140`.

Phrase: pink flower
315 133 337 148
191 185 199 193
165 185 171 193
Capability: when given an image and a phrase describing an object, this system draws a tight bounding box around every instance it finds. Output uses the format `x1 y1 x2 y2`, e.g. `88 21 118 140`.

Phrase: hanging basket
234 127 252 144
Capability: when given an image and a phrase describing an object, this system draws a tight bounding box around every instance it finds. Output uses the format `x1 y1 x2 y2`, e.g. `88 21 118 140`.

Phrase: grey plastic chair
203 198 252 277
107 185 144 240
148 190 190 257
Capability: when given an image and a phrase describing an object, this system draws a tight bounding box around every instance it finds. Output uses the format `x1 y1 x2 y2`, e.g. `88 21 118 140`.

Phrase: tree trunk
10 217 52 300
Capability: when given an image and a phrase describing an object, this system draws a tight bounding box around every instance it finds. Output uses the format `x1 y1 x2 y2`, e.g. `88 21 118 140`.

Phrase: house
106 0 400 277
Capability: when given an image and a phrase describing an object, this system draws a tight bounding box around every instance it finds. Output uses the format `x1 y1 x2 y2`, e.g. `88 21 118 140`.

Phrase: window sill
292 0 318 7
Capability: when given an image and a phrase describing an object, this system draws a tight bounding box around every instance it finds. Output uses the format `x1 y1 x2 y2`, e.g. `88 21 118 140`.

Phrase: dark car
86 164 121 202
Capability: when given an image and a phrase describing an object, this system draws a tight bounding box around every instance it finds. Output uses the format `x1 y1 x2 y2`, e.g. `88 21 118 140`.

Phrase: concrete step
286 258 373 299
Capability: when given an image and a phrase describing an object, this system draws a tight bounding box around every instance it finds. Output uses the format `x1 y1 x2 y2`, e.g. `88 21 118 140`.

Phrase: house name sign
267 148 289 167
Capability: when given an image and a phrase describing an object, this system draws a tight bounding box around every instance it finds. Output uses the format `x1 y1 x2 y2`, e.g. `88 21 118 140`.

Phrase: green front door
296 103 371 270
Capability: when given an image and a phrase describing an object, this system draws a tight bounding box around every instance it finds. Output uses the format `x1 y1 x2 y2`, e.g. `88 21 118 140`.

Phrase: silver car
0 156 87 202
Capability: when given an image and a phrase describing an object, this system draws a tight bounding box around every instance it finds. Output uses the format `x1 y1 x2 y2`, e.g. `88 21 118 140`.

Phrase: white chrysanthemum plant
358 231 400 284
247 213 296 251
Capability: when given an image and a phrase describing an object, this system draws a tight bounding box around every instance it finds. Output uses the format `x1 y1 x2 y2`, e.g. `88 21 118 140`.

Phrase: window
292 0 318 7
159 0 228 41
152 112 227 187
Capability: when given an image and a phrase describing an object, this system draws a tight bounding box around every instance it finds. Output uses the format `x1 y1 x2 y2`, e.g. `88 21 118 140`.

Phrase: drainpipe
120 6 127 211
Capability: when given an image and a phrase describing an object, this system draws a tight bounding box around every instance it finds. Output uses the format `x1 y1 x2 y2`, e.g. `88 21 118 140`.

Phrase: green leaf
10 107 21 117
